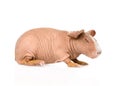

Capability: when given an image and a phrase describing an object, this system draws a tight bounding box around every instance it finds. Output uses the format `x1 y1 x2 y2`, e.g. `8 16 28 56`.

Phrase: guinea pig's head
68 29 102 58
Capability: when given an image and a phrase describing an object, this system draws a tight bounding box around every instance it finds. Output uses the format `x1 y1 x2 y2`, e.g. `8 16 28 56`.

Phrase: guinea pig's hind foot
28 60 45 66
17 57 45 66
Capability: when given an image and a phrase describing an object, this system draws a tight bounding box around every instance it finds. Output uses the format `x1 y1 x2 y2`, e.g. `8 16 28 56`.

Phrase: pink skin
15 28 101 67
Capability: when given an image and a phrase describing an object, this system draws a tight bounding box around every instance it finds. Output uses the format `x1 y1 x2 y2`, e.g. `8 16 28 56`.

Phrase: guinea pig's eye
85 38 89 43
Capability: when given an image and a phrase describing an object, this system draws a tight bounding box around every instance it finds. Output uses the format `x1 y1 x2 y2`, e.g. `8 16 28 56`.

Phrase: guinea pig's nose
97 51 101 54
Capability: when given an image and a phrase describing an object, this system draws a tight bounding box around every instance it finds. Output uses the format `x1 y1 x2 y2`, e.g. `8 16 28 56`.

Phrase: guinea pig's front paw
76 61 88 65
72 59 88 65
67 62 81 67
80 62 88 65
64 58 81 67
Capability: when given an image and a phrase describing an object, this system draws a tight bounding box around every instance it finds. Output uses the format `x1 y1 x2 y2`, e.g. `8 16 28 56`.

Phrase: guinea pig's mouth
91 51 102 59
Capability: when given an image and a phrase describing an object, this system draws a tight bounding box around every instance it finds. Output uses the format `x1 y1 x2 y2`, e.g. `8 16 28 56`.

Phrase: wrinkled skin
15 28 101 67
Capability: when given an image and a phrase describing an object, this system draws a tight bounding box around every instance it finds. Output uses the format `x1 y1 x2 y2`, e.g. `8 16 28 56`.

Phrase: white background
0 0 120 86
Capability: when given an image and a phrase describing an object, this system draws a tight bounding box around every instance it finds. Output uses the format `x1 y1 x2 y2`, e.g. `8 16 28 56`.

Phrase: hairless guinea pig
15 28 101 67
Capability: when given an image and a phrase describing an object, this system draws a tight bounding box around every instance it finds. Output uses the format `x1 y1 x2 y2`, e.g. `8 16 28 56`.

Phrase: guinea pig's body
15 28 101 67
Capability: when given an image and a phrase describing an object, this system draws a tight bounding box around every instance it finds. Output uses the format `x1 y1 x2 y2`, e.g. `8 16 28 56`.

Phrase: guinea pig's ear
68 29 84 38
87 30 96 36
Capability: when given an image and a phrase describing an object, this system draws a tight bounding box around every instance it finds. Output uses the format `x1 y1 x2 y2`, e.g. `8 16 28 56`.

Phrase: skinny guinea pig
15 28 101 67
